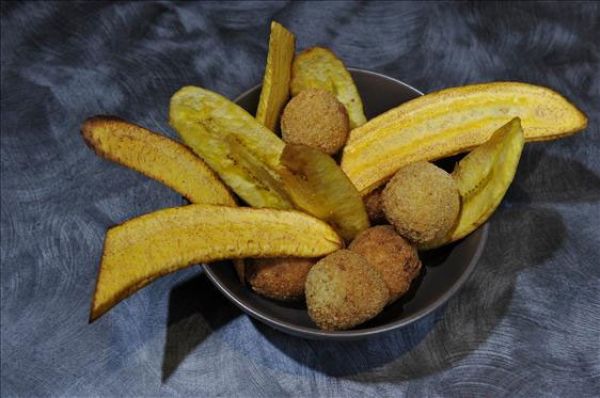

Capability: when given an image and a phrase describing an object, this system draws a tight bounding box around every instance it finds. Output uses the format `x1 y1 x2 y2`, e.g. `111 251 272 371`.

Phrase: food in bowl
382 161 460 246
305 250 389 331
291 47 367 128
82 21 587 331
363 187 386 225
349 225 421 304
247 257 316 301
281 88 349 155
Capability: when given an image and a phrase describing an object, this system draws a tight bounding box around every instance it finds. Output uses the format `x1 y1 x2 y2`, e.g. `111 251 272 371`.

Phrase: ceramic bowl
204 69 488 340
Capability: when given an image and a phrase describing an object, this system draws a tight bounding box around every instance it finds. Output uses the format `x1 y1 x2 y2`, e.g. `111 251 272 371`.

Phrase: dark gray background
1 1 599 397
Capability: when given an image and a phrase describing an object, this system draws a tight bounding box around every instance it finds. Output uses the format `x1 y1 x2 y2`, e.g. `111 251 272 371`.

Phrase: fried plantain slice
170 86 284 167
452 130 500 199
280 144 369 241
224 135 292 208
170 86 291 208
90 205 342 320
342 82 587 194
256 21 295 131
81 116 235 206
290 47 366 129
423 118 525 249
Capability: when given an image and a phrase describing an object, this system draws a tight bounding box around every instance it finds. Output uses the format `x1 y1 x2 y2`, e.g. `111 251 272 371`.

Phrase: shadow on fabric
161 271 242 381
507 145 600 205
251 305 442 377
349 205 567 383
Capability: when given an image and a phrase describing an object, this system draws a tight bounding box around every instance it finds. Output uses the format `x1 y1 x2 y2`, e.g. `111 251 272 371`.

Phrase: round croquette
305 250 389 330
363 186 386 224
281 89 349 155
382 161 460 245
247 257 316 301
349 225 421 303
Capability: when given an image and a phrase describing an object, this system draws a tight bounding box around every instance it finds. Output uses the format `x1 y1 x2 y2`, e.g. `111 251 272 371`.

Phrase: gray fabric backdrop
1 1 599 397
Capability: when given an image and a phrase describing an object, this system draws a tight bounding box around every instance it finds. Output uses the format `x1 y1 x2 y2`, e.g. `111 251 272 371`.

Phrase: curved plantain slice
83 117 252 287
170 86 285 169
224 135 292 208
256 21 295 131
171 119 290 209
342 82 588 195
290 47 366 129
90 204 342 320
452 128 501 199
280 144 369 241
423 118 525 249
279 168 330 220
170 87 291 208
81 116 235 206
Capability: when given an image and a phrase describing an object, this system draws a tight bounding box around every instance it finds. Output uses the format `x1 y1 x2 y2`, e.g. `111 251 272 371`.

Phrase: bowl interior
204 69 488 340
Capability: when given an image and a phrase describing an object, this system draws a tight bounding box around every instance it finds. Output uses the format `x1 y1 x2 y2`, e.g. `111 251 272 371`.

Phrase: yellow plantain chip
170 86 291 209
342 82 587 195
452 131 500 199
90 205 342 320
256 21 295 132
81 116 235 206
423 118 525 249
280 144 369 241
290 47 366 129
224 135 292 207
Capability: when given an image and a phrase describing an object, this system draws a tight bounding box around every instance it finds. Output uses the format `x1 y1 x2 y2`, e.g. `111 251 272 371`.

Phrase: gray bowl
204 69 488 340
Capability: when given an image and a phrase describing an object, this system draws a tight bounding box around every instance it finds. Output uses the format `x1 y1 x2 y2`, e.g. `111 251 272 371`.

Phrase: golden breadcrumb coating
382 161 460 245
305 250 389 330
247 257 315 301
281 89 349 155
363 186 386 224
349 225 421 303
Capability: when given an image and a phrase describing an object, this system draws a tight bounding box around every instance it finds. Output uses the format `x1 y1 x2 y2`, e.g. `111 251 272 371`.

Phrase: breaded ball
349 225 421 303
305 250 389 330
281 89 349 155
247 257 315 301
363 186 386 224
382 161 460 245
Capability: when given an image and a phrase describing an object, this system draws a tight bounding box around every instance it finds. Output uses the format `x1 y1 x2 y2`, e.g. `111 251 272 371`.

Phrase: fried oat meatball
382 161 460 246
349 225 421 303
363 186 386 224
247 257 315 301
281 89 349 155
305 250 389 330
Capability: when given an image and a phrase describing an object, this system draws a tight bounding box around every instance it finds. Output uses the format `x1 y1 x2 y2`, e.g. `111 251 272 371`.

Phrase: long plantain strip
342 82 587 194
256 21 295 131
90 205 342 320
170 86 291 208
81 116 235 206
170 86 285 168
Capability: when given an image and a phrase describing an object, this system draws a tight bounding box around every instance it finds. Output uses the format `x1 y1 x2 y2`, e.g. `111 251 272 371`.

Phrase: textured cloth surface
1 1 599 397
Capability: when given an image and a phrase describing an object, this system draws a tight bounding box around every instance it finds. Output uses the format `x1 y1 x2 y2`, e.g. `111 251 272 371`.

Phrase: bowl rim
204 68 489 340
